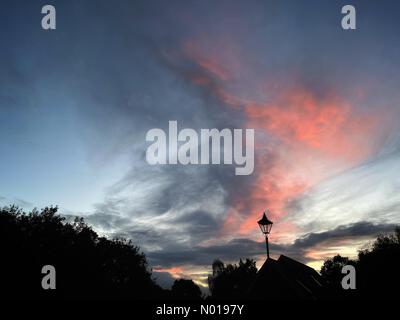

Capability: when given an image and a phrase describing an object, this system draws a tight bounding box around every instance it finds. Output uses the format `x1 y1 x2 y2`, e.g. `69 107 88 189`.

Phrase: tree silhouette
0 205 162 299
208 258 257 299
321 227 400 299
320 255 356 288
170 279 202 300
320 255 357 299
357 227 400 298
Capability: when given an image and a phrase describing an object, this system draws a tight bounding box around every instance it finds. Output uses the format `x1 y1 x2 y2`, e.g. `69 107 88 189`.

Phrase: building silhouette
248 255 332 299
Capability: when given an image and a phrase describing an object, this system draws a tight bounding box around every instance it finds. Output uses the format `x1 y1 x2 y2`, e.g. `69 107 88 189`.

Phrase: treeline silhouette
0 206 202 299
1 205 399 299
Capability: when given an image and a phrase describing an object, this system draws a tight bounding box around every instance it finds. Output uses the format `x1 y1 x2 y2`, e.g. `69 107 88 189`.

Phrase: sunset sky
1 0 400 288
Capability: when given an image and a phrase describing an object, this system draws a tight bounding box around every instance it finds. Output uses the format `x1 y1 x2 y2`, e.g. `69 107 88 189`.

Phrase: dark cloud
292 221 397 250
143 221 398 268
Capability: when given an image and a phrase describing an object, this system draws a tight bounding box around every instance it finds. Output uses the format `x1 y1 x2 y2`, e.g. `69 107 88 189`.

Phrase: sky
1 0 400 289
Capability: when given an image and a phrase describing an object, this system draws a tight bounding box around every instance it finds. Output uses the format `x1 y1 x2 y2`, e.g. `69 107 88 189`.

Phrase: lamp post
257 210 273 259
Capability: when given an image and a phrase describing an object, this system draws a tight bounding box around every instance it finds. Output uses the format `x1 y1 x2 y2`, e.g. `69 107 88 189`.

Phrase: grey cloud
144 221 398 268
83 212 132 233
292 221 398 250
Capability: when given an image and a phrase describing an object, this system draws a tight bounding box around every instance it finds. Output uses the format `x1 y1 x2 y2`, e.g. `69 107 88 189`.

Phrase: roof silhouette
247 255 332 299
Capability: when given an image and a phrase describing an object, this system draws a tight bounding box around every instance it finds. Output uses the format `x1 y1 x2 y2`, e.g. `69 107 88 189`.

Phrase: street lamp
257 210 273 259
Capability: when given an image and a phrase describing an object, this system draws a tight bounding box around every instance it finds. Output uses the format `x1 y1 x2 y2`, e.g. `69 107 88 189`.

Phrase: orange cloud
153 266 184 278
234 88 381 239
245 89 378 161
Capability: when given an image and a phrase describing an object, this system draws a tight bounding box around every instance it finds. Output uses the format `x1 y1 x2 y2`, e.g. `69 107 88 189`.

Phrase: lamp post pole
265 235 270 259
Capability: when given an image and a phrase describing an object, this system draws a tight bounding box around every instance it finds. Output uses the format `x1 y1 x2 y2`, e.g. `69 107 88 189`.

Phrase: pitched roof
247 255 331 299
